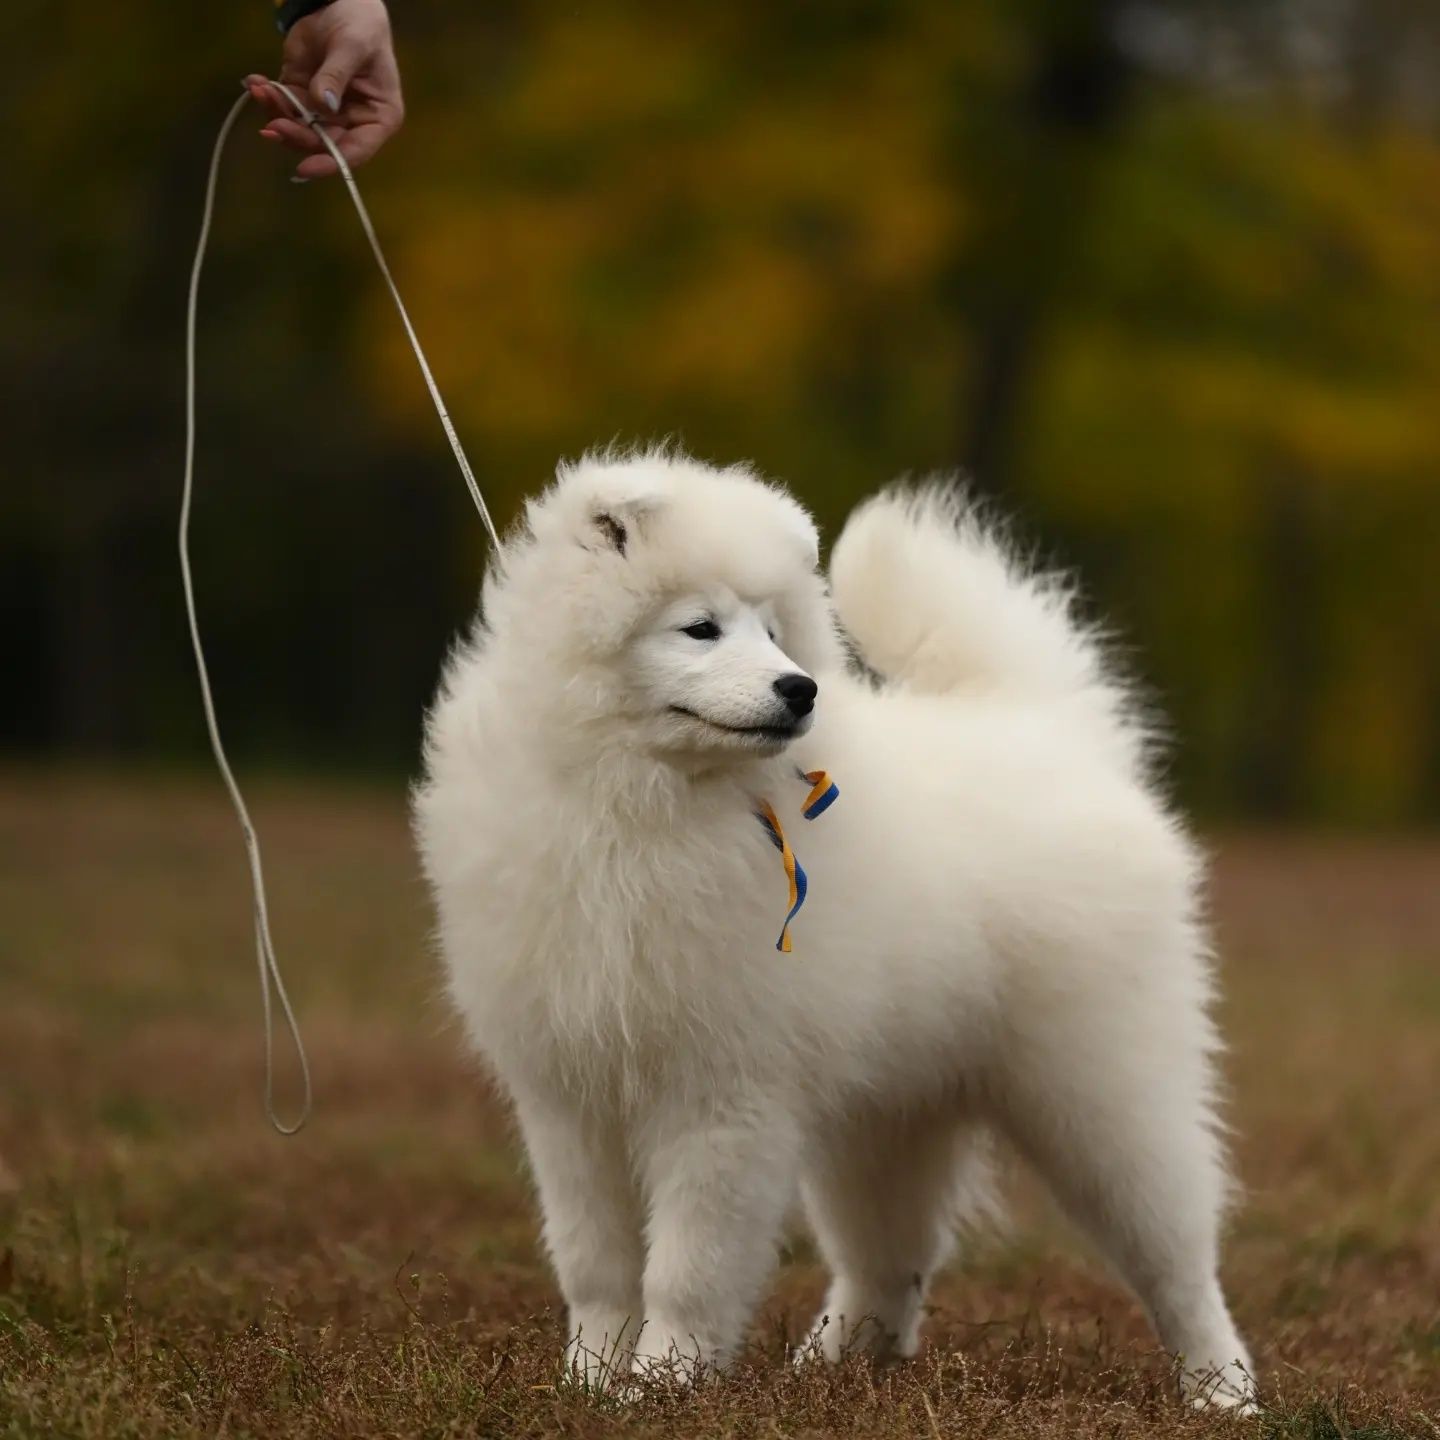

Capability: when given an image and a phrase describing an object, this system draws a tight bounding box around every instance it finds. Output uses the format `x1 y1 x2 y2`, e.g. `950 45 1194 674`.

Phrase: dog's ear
587 495 662 557
592 510 629 556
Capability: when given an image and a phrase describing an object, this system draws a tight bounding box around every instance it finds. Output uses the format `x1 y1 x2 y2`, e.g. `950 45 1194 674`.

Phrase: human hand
245 0 403 181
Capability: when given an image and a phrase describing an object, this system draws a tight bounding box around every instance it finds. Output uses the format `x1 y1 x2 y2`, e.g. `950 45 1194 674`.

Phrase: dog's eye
680 619 721 641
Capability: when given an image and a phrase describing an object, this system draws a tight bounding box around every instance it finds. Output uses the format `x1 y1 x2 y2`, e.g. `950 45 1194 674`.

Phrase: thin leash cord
181 84 503 1134
265 81 502 551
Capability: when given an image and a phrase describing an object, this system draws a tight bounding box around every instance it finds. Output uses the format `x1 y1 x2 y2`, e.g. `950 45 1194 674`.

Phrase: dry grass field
1 769 1437 1437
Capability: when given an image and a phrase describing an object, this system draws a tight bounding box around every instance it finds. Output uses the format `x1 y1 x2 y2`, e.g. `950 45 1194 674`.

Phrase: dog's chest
542 809 777 969
457 801 794 1060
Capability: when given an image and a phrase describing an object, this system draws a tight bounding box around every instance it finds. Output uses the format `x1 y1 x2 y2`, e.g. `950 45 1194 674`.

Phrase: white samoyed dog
413 448 1252 1407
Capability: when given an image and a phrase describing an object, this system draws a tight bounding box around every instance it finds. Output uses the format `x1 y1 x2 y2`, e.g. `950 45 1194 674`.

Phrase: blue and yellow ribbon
754 768 838 953
798 767 839 820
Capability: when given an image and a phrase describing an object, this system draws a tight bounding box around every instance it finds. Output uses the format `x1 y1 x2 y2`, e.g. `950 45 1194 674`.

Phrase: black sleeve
274 0 334 34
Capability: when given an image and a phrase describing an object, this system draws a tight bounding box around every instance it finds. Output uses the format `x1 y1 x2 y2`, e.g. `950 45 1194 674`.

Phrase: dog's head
483 449 842 767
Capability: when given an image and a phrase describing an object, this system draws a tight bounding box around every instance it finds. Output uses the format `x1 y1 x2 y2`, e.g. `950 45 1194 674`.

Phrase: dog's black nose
773 673 818 718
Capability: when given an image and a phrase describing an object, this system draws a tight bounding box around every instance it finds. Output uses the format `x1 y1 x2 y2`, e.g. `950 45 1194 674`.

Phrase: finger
293 118 391 179
271 76 324 121
263 117 330 155
309 32 370 116
245 78 292 121
294 152 339 181
254 80 325 126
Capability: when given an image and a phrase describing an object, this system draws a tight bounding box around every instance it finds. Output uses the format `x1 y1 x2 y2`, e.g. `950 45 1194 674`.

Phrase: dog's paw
630 1328 720 1388
796 1300 914 1366
561 1314 640 1395
1181 1359 1257 1414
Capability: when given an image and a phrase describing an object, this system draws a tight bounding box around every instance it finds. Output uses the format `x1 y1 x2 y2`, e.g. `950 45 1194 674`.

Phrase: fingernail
324 89 340 113
291 175 310 185
259 129 280 141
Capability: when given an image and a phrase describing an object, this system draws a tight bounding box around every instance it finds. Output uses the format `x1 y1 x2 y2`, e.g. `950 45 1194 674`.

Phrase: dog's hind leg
988 964 1254 1409
512 1087 645 1389
798 1107 992 1362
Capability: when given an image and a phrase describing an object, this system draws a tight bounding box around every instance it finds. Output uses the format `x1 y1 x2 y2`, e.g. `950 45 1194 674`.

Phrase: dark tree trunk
956 0 1133 497
1236 471 1322 818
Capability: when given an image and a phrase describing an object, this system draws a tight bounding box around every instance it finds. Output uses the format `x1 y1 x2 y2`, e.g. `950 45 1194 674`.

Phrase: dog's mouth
668 705 808 746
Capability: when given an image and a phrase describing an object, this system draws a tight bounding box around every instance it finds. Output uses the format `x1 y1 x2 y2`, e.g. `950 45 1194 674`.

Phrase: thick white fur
413 450 1253 1407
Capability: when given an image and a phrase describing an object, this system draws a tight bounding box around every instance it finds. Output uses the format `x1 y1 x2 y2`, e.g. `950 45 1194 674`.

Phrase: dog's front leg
633 1094 798 1378
512 1086 644 1388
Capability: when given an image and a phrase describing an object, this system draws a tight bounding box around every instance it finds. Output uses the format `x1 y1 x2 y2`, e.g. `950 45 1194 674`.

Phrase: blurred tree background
3 0 1438 821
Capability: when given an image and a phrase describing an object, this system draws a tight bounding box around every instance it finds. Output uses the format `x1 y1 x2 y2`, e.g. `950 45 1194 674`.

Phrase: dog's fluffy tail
830 483 1148 759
